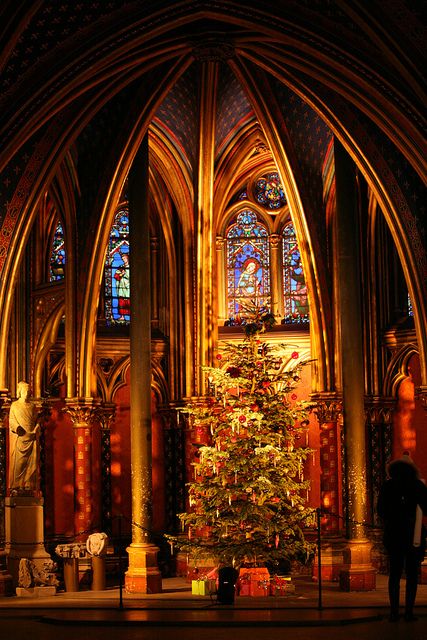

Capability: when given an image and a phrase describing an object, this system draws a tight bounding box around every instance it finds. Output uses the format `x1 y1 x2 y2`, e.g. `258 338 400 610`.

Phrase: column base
125 544 162 594
420 558 427 584
339 540 376 591
312 538 346 582
339 568 377 591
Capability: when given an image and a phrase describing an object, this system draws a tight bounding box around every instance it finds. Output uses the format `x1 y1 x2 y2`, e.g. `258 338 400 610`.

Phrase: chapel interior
0 0 426 595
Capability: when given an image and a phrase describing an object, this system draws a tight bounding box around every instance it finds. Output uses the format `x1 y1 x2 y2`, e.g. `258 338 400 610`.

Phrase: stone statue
9 381 40 494
86 532 108 557
18 558 59 588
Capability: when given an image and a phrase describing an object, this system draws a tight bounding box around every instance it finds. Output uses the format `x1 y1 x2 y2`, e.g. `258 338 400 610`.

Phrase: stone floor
0 574 427 640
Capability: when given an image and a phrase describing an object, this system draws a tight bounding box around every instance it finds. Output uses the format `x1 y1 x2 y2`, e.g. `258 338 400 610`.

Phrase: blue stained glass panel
226 210 270 318
49 220 66 281
282 222 309 323
254 173 286 210
105 207 130 325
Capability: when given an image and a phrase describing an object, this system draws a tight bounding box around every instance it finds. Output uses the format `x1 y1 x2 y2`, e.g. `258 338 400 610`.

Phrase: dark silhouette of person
377 453 427 622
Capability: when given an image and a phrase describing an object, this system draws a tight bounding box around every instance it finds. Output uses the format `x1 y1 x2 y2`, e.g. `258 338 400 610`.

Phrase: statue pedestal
16 586 56 598
0 549 13 596
5 496 51 586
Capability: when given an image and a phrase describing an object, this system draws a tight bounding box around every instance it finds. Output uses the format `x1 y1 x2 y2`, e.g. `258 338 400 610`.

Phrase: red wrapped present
270 575 295 596
238 567 270 597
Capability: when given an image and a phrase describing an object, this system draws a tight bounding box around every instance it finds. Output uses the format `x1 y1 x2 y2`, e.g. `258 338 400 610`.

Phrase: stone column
0 391 13 594
313 394 342 534
194 59 218 394
125 134 161 594
269 234 283 319
416 387 427 583
216 236 226 322
99 404 115 536
64 401 98 540
365 398 394 575
0 390 9 550
150 236 159 329
334 141 375 591
311 393 345 581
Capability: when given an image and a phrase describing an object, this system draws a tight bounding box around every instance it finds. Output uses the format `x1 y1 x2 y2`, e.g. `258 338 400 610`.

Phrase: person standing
8 381 40 494
377 453 427 622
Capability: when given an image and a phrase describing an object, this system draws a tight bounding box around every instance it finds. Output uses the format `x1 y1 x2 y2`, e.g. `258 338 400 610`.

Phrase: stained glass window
226 210 270 320
105 206 130 325
254 172 286 210
408 294 413 317
49 220 66 281
282 222 309 324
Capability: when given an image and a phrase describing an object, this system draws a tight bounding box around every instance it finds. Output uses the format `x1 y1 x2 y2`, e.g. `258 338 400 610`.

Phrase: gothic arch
383 344 420 398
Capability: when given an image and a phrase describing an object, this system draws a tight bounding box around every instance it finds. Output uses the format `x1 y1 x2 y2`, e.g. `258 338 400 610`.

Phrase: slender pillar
216 236 226 322
64 401 97 540
419 388 427 583
99 403 115 536
0 390 9 548
125 135 161 593
150 237 159 329
313 394 342 535
269 234 283 319
311 393 346 582
334 141 375 590
0 390 13 595
195 60 218 393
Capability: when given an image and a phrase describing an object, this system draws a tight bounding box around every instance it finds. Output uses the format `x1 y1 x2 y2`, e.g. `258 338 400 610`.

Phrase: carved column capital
0 390 10 425
98 403 116 430
416 386 427 411
216 235 225 250
64 398 99 427
269 233 281 249
311 393 342 424
364 396 395 424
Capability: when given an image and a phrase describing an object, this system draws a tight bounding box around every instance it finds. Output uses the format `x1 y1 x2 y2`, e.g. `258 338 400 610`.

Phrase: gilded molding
416 386 427 412
311 393 342 424
64 399 99 427
269 233 281 249
364 397 395 424
98 403 116 431
0 390 10 423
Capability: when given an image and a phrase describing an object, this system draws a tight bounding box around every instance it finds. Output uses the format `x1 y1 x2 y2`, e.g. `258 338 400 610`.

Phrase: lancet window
49 220 66 281
226 209 270 319
282 222 309 324
104 205 130 325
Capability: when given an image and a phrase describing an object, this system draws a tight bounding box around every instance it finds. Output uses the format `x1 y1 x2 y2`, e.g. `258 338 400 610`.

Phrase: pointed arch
78 54 194 397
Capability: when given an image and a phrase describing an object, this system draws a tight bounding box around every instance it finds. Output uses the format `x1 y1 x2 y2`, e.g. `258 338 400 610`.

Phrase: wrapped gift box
192 578 217 595
237 574 251 596
270 576 295 596
238 567 270 597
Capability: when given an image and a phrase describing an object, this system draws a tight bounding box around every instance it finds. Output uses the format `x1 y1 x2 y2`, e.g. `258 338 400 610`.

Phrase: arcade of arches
0 1 426 595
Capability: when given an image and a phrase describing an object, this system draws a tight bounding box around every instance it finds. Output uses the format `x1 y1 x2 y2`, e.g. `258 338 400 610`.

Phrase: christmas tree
168 305 316 569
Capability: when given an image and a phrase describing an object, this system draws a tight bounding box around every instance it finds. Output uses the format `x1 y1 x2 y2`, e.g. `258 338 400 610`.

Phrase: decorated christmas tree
168 305 316 569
